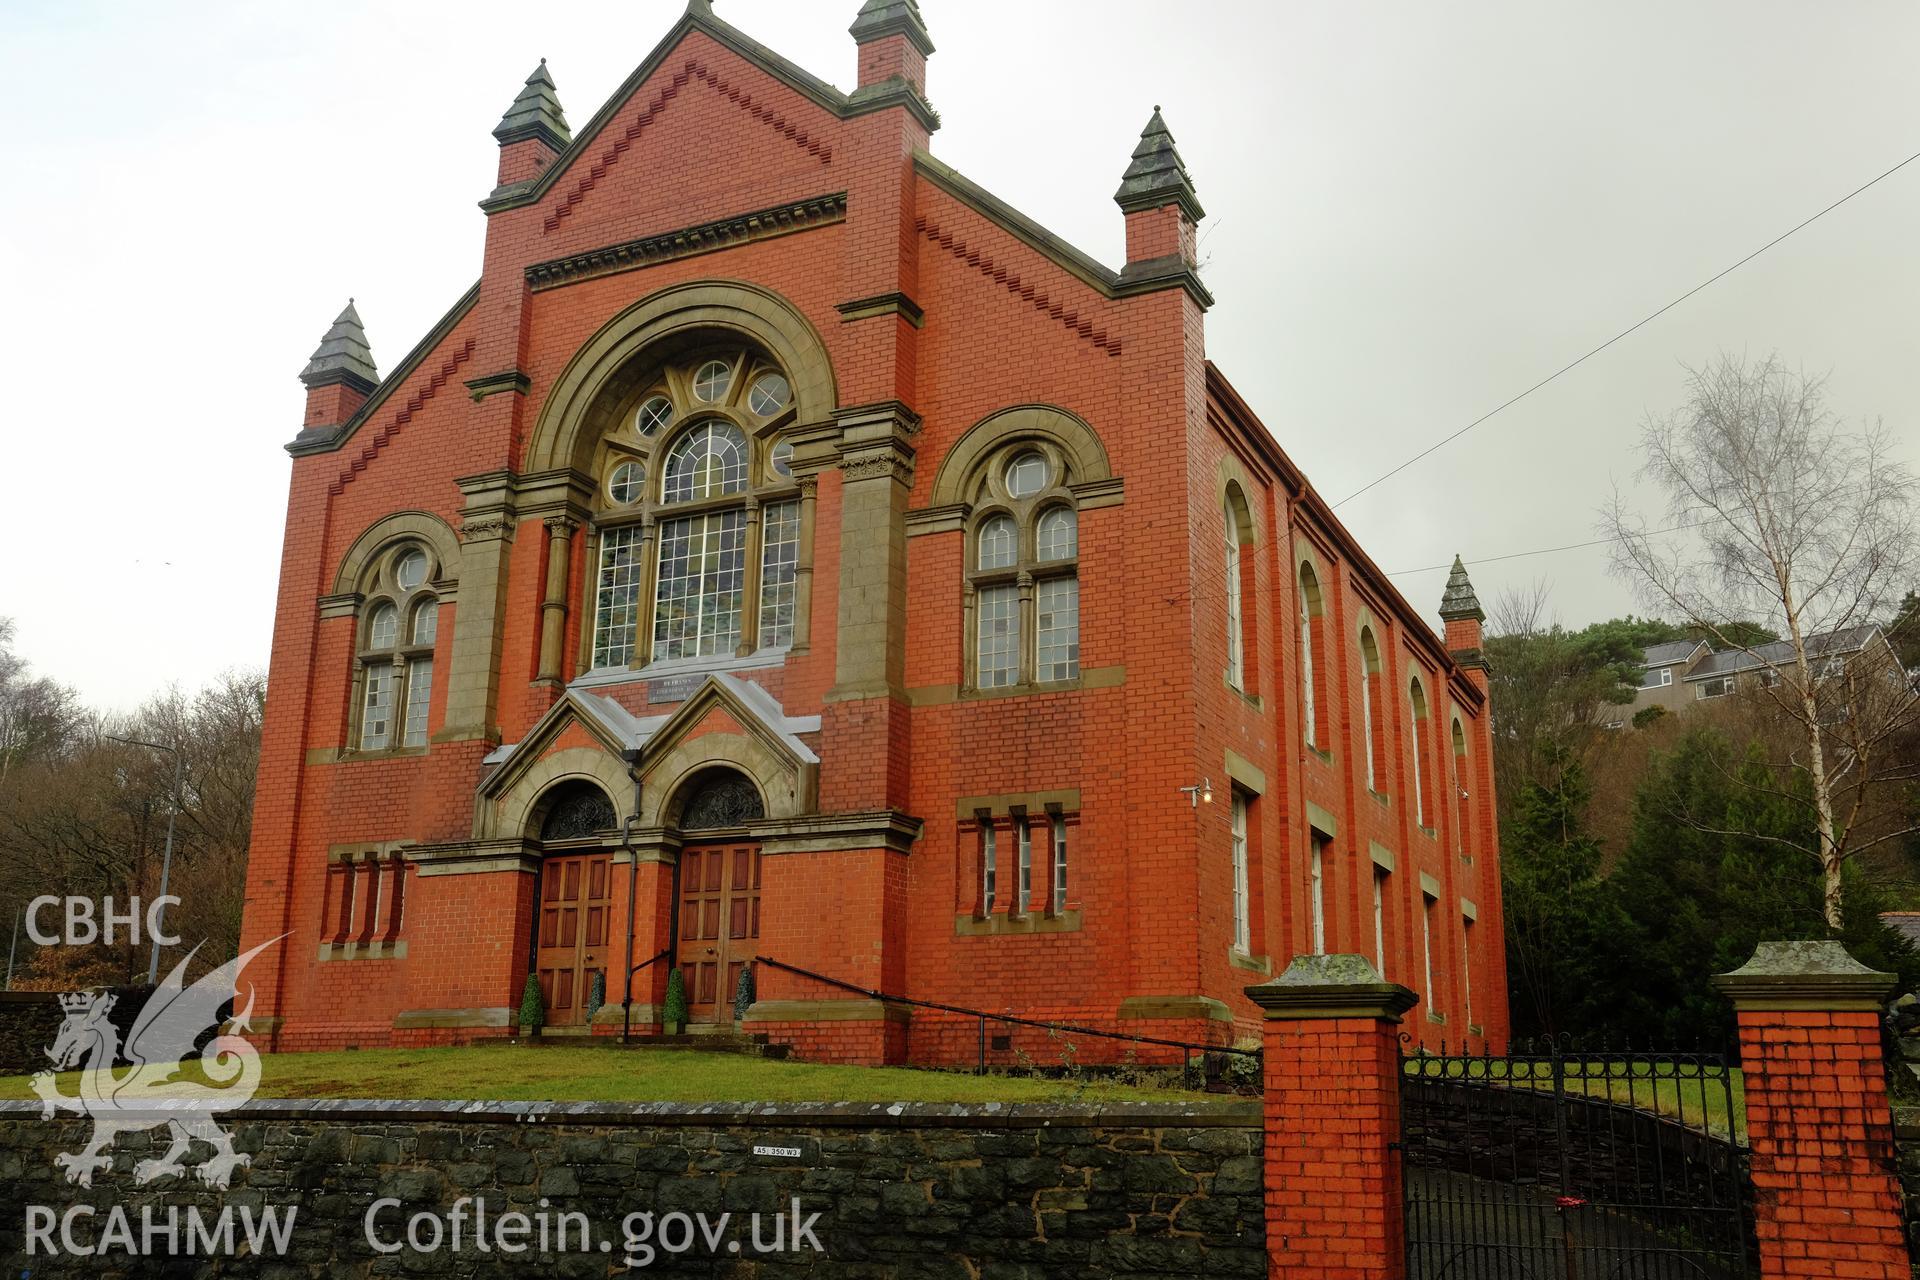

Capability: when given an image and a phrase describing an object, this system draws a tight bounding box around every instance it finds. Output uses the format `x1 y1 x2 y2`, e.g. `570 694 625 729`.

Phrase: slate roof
1640 640 1706 669
1680 625 1882 681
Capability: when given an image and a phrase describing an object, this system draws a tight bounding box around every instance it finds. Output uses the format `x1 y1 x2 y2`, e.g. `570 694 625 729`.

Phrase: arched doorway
672 769 765 1027
531 781 617 1028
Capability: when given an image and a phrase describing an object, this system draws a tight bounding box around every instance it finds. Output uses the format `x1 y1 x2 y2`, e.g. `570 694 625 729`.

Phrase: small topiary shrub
585 970 606 1023
732 965 756 1022
662 968 689 1032
518 972 545 1035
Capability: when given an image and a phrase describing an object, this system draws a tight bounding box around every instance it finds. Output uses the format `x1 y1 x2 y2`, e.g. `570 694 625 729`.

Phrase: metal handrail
752 955 1257 1068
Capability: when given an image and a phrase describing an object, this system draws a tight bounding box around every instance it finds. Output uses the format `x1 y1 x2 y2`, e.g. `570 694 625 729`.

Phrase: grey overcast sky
1 0 1915 710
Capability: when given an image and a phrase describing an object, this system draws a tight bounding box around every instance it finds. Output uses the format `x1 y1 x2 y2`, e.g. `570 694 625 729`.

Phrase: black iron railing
752 955 1255 1082
1401 1037 1757 1280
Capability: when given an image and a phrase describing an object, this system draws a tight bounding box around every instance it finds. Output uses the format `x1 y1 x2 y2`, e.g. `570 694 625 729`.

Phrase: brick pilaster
1716 941 1909 1280
1247 954 1418 1280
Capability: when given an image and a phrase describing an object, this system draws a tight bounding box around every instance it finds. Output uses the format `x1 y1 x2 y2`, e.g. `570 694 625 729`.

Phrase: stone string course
0 1098 1265 1278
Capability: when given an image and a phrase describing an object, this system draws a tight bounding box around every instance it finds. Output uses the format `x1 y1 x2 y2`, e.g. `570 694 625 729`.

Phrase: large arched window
964 442 1080 690
353 543 441 752
1358 626 1386 793
1408 675 1432 829
1298 562 1325 750
587 350 801 670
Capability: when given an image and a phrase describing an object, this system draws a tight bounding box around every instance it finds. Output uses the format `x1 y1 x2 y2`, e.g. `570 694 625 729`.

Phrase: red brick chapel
238 0 1509 1065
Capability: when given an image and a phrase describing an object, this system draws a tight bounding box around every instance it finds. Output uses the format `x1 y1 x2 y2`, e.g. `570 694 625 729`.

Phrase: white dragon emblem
29 937 279 1189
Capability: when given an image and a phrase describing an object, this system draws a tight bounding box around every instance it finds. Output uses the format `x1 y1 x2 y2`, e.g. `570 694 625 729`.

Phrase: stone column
791 475 818 653
1246 954 1418 1280
535 516 577 684
440 489 516 744
1715 941 1908 1280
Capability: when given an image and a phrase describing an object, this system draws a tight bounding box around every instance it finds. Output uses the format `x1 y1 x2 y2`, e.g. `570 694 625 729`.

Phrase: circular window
771 439 795 479
748 373 791 417
608 461 646 505
1005 452 1050 499
692 360 732 404
393 550 428 592
637 396 675 437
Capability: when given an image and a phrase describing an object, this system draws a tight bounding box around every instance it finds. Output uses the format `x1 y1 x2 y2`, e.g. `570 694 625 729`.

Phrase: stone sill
0 1097 1264 1129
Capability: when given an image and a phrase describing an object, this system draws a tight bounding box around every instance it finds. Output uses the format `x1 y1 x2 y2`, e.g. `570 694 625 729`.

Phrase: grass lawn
0 1045 1206 1105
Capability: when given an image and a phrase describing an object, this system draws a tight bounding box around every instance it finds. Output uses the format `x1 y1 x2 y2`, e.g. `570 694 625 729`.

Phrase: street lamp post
108 735 182 986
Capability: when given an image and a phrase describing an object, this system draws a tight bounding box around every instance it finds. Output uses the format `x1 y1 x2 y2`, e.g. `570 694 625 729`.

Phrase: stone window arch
1407 674 1432 829
962 439 1081 690
1358 625 1387 793
673 768 767 831
350 540 444 753
1223 484 1255 693
537 780 618 842
585 345 804 671
1451 716 1472 859
1297 560 1327 751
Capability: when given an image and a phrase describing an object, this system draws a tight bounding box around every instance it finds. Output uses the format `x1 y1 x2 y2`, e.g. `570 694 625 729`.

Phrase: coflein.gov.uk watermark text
25 1198 825 1267
366 1197 826 1267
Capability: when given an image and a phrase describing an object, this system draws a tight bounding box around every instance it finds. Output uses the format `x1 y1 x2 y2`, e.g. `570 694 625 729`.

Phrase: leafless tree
1602 353 1919 928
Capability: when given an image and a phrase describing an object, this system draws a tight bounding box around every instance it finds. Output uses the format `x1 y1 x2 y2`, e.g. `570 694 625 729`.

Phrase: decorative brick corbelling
915 216 1121 355
328 340 475 497
527 194 848 292
543 60 833 235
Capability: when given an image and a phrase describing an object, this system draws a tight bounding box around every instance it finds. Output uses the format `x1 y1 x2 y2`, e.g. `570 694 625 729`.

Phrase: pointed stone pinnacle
1114 106 1203 222
493 58 571 151
850 0 934 57
299 300 378 392
1439 555 1485 623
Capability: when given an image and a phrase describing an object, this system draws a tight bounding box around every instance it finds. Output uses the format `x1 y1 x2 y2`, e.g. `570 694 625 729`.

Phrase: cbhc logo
25 896 181 947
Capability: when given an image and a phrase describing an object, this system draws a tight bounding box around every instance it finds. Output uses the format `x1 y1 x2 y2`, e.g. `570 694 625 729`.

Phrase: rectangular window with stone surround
758 500 800 650
1035 577 1079 682
977 585 1019 687
1231 793 1250 953
591 524 646 669
653 510 746 661
360 664 396 751
402 658 433 748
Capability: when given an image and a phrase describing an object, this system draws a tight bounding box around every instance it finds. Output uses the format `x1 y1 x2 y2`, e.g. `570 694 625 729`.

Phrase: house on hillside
238 0 1508 1065
1609 625 1902 728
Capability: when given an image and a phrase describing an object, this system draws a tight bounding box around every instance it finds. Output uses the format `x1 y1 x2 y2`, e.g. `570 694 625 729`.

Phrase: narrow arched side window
964 443 1080 691
354 543 440 752
1408 675 1431 830
1451 717 1471 859
1222 487 1255 694
1298 562 1324 750
1358 626 1386 793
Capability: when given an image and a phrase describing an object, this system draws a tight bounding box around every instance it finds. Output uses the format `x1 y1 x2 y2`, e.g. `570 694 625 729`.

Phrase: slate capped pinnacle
849 0 935 56
494 58 571 152
1113 107 1204 223
299 300 378 392
1439 555 1485 623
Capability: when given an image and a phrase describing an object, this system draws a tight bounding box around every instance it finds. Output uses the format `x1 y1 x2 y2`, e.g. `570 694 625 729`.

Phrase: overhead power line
1334 146 1920 510
1386 521 1710 579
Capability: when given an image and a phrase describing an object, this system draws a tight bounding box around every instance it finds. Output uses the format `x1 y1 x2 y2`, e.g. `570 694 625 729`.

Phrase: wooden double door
534 853 611 1027
675 843 762 1025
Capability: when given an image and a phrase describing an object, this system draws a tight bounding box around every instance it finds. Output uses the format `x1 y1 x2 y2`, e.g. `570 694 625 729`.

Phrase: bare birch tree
1602 353 1919 929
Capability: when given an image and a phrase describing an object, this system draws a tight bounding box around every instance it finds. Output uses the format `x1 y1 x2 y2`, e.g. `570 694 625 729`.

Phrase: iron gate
1401 1040 1757 1280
